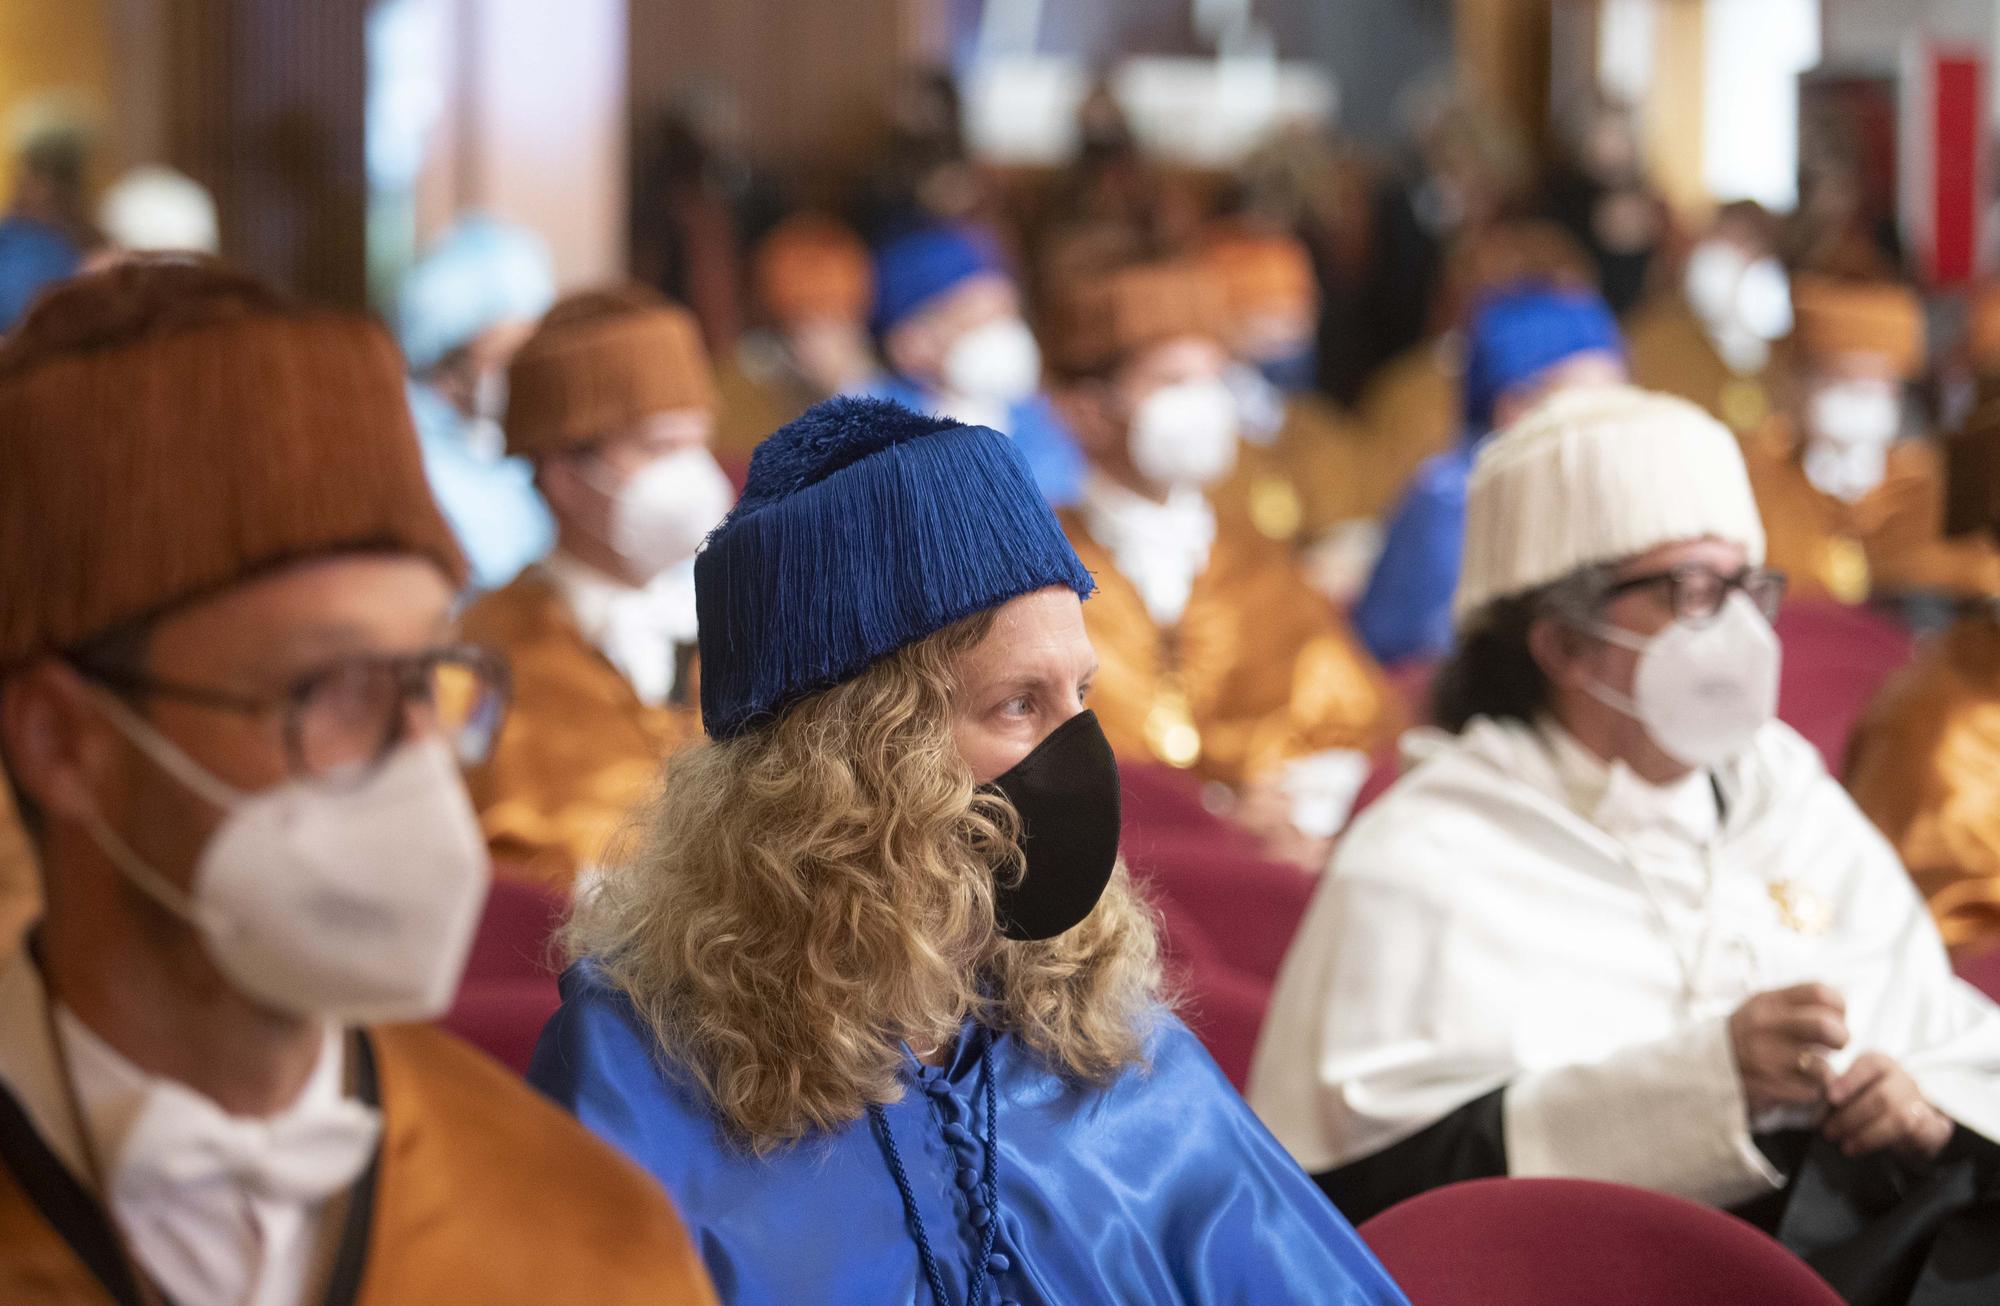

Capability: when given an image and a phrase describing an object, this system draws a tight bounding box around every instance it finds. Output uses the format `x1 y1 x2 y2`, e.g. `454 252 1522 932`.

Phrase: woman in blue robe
1352 284 1626 665
528 395 1404 1305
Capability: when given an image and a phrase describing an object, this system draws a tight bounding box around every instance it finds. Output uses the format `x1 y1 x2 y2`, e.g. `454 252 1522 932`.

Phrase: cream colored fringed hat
1453 384 1767 627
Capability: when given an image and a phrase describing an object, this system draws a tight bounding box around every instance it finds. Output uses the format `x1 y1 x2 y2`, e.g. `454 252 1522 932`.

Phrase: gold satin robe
1848 613 2000 957
0 1023 719 1304
1740 423 2000 603
1062 508 1403 790
1353 340 1461 510
1215 394 1409 545
461 568 702 889
711 341 822 461
1624 295 1777 437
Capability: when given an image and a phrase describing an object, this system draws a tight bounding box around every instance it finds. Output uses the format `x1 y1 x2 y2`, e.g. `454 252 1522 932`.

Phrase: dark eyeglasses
1599 565 1787 625
72 644 511 783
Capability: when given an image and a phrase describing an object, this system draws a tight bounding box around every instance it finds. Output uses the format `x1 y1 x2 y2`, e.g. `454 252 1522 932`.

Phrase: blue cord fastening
869 1033 1002 1306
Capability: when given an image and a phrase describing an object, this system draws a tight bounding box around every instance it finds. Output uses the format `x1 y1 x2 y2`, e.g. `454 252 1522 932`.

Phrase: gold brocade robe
0 1023 719 1304
461 568 702 889
1624 296 1777 437
1215 395 1409 545
1740 423 2000 603
711 343 821 461
1062 508 1403 789
1848 613 2000 957
1353 340 1461 511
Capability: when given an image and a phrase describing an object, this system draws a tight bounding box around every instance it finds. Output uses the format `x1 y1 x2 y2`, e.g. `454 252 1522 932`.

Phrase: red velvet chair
1772 601 1913 771
1358 1178 1843 1306
437 876 568 1074
1151 894 1274 1088
1957 947 2000 1003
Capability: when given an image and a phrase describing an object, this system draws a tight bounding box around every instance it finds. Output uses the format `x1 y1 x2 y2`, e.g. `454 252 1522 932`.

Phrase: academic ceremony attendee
395 214 558 593
712 211 879 459
0 111 93 332
0 259 716 1304
1046 257 1400 865
530 395 1408 1305
1251 384 2000 1301
1743 276 2000 604
1352 281 1626 664
462 284 733 888
1626 201 1794 438
862 224 1086 505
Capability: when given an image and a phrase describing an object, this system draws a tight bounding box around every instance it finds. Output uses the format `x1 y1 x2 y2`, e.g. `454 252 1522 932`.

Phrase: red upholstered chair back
1359 1178 1842 1306
437 873 568 1075
1772 601 1913 771
1957 946 2000 1003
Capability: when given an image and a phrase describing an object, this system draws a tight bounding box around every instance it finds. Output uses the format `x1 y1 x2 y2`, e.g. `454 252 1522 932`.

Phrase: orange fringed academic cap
504 284 717 457
1791 276 1926 378
1199 227 1318 325
0 257 465 667
1045 258 1233 379
752 213 873 328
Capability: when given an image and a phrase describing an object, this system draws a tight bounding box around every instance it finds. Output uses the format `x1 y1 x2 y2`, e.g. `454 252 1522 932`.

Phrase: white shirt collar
1538 717 1721 846
1078 473 1217 628
541 551 700 708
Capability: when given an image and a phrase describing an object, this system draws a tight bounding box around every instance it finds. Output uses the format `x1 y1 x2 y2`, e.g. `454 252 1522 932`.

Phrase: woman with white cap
1250 384 2000 1301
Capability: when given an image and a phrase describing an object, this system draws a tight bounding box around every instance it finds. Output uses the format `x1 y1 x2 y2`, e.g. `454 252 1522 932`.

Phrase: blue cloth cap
870 225 1008 336
696 396 1095 738
1462 284 1623 433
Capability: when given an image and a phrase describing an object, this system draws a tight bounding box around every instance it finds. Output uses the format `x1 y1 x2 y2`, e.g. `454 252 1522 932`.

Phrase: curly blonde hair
566 610 1165 1152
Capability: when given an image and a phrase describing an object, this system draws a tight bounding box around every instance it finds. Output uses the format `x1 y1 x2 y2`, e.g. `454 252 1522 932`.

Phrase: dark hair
1431 567 1611 733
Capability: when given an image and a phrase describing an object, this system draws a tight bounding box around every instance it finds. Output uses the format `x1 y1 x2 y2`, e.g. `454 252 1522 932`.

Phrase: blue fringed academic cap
870 225 1007 335
1461 283 1624 433
695 396 1096 738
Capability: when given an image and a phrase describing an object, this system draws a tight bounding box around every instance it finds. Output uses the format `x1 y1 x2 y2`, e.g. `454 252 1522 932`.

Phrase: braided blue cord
868 1035 1001 1306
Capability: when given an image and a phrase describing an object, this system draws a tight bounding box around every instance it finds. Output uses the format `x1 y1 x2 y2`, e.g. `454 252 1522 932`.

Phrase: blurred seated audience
1627 201 1793 439
0 112 92 332
1252 385 2000 1300
463 286 730 889
1046 257 1400 867
862 224 1085 504
1353 282 1625 664
1744 277 2000 604
0 259 715 1304
529 394 1406 1303
1543 94 1671 316
713 212 878 459
395 215 557 591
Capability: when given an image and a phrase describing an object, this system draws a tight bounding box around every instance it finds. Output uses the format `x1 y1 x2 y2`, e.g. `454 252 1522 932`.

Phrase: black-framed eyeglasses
1600 564 1787 625
71 644 511 783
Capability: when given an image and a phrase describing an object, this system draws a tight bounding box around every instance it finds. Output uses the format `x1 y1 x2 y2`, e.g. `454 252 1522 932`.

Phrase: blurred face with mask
1083 334 1241 502
1786 277 1925 505
1683 207 1793 377
883 272 1043 424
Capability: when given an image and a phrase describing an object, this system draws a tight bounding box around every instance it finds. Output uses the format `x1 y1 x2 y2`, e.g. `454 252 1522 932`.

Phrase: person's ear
1 662 122 825
1528 615 1593 693
1049 379 1122 457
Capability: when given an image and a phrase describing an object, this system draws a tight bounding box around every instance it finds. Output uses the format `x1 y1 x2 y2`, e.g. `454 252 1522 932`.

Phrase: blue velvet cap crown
1462 283 1624 434
870 225 1007 335
695 396 1096 738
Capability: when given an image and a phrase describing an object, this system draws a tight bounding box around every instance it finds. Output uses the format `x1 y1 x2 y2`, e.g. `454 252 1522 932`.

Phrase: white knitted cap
1453 383 1766 626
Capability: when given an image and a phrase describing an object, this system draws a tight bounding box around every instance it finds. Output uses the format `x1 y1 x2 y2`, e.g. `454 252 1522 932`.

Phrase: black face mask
983 710 1122 941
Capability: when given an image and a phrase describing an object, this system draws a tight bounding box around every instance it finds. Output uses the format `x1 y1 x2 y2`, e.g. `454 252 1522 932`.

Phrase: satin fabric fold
529 965 1405 1305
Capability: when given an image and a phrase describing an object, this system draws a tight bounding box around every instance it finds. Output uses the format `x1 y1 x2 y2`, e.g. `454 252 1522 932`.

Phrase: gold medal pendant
1250 475 1305 542
1821 536 1871 605
1768 880 1833 935
1720 379 1768 435
1144 685 1203 769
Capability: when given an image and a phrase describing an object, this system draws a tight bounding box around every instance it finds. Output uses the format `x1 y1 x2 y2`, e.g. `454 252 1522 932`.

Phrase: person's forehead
963 589 1091 677
1611 537 1749 580
145 554 454 669
1124 334 1228 382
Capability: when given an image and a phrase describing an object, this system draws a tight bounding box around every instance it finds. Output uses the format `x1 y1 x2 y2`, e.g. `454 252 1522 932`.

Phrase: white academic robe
1249 716 2000 1210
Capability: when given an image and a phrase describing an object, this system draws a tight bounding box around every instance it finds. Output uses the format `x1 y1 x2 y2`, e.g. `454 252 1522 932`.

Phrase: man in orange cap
462 286 732 889
1047 257 1401 866
1198 226 1381 587
0 259 714 1304
1742 276 2000 602
712 212 880 458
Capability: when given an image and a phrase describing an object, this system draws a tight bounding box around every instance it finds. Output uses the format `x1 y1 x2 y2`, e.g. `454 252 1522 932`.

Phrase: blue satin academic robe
406 382 554 593
529 965 1406 1306
1351 440 1477 665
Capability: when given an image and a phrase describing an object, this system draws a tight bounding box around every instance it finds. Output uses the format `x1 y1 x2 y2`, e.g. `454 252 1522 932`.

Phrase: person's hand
1729 983 1848 1115
1823 1051 1954 1163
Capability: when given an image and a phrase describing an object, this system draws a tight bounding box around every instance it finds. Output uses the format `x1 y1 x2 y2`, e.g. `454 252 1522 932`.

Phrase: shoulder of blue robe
529 963 1407 1306
1353 443 1475 664
1003 394 1086 507
0 217 81 331
407 381 554 592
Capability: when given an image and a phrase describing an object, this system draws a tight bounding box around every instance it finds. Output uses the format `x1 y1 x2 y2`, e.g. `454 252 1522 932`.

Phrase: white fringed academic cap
1453 384 1766 626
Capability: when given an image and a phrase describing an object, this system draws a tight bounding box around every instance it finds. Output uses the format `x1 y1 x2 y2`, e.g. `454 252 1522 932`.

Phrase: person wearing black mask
528 395 1406 1305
